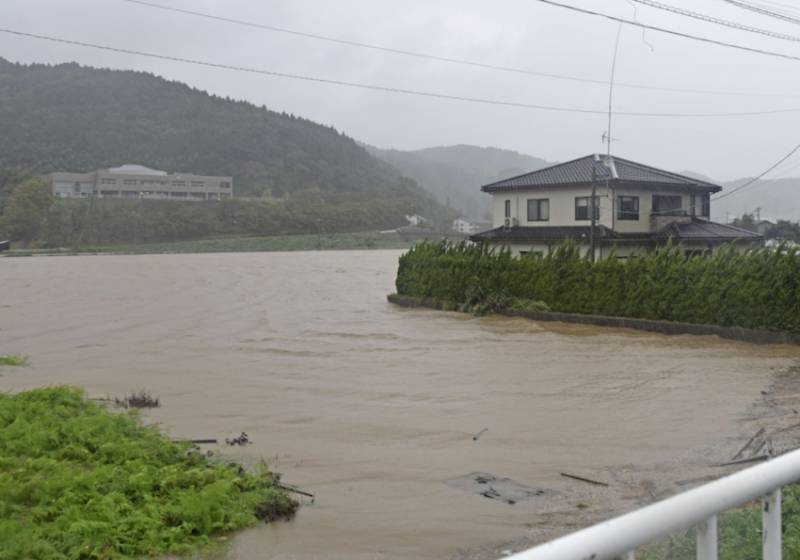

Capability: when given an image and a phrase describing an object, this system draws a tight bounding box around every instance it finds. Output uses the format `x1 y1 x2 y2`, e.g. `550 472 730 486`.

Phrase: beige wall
493 187 614 229
492 186 708 234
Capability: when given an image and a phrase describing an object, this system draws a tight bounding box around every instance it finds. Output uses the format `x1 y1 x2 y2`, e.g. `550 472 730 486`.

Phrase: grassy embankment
0 387 298 559
3 231 413 255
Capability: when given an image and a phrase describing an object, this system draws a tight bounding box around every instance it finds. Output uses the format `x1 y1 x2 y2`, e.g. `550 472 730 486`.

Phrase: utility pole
590 167 597 263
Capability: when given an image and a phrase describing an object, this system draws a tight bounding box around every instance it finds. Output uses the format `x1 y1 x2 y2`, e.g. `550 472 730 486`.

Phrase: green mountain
0 57 447 220
363 144 552 220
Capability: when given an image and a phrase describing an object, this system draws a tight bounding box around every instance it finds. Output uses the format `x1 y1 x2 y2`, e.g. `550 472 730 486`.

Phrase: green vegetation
641 488 800 560
39 196 425 249
0 354 29 367
0 176 52 247
0 387 297 559
48 231 409 254
395 240 800 334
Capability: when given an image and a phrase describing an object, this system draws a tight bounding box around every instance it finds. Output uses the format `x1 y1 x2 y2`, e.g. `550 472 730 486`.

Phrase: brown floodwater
2 250 800 560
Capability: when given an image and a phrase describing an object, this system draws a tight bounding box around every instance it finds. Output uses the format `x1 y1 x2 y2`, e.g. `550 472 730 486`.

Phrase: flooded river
2 250 800 559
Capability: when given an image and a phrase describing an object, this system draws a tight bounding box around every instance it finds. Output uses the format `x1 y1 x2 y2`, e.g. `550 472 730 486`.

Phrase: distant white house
757 219 776 235
453 218 490 234
405 214 427 226
453 218 472 233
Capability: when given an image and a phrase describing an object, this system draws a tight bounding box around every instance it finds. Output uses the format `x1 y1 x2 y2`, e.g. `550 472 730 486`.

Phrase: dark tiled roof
470 225 620 243
652 219 762 240
481 155 722 193
470 218 761 245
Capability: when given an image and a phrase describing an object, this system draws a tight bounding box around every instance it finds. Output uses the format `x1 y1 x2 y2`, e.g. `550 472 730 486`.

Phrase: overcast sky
2 0 800 187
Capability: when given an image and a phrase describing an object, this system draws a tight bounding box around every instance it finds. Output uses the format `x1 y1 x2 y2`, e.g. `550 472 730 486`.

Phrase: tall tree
0 176 53 246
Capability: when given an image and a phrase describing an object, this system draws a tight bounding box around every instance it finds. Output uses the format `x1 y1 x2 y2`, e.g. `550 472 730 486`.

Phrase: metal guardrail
507 447 800 560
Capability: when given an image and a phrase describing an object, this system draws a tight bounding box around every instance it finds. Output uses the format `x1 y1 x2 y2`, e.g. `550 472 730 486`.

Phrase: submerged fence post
696 516 717 560
763 488 782 560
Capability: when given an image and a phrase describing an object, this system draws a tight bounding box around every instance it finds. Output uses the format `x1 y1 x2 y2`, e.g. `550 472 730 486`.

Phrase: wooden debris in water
560 473 609 487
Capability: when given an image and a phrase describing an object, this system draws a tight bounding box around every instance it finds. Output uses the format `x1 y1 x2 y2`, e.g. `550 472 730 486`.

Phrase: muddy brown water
2 250 800 560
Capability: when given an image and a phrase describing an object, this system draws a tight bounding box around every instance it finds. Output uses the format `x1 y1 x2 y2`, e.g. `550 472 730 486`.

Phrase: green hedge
395 240 800 334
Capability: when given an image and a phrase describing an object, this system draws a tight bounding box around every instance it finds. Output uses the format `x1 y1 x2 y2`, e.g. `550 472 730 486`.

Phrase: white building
470 154 761 259
46 165 233 201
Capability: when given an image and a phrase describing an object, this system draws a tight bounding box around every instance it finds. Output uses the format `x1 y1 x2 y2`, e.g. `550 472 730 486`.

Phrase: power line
117 0 800 99
5 27 800 118
631 0 800 42
533 0 800 62
721 0 800 25
713 140 800 200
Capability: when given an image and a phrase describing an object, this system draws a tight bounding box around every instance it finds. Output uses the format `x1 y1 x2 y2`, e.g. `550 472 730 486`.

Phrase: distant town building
45 165 233 201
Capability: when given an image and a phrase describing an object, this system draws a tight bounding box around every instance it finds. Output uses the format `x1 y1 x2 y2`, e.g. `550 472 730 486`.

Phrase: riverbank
2 231 412 255
388 295 797 346
0 387 299 559
450 362 800 560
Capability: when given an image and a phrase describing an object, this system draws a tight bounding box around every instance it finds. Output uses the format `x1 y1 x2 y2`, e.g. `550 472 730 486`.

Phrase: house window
575 197 599 221
191 181 205 188
171 181 186 187
527 199 549 222
504 200 511 219
618 196 639 221
101 178 117 185
691 194 710 217
122 179 138 186
220 181 231 189
652 195 683 216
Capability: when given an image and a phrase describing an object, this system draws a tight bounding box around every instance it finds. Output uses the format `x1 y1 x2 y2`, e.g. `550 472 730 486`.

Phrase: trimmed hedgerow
0 387 298 560
395 240 800 334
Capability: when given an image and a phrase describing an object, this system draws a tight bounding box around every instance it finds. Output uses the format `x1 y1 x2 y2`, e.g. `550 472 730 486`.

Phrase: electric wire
533 0 800 62
4 27 800 118
713 140 800 200
630 0 800 42
721 0 800 25
118 0 800 99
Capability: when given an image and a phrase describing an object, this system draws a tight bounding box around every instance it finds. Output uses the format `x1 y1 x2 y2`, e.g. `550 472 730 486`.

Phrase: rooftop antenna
603 20 624 230
605 20 624 158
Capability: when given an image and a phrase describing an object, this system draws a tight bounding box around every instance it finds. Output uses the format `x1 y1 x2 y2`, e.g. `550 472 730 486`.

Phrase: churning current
2 250 799 560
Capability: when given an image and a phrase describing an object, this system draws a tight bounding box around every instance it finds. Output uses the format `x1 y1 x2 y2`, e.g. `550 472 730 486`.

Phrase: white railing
507 447 800 560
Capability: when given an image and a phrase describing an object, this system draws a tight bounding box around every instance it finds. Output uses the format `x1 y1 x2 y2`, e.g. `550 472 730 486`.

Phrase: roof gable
481 155 722 193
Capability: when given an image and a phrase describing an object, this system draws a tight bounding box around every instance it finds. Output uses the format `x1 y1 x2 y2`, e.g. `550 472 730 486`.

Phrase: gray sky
2 0 800 187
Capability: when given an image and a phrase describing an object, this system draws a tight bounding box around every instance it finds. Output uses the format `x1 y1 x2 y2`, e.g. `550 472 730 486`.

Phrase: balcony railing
506 447 800 560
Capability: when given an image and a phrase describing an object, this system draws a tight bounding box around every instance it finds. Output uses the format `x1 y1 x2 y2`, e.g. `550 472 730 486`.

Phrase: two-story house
469 154 761 259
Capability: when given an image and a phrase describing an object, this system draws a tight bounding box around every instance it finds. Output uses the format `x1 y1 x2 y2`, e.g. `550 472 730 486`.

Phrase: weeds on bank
0 386 298 560
639 487 800 560
0 354 29 366
113 389 160 409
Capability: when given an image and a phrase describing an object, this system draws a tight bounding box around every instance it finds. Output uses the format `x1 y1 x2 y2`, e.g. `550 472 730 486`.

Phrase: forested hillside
0 58 448 220
364 144 551 220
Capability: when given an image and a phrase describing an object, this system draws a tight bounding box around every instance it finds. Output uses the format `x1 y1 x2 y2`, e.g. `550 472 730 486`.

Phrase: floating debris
226 432 252 446
445 472 556 504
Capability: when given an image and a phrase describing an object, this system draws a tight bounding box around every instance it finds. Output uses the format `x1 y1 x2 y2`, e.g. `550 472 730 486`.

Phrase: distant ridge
364 144 551 219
